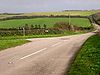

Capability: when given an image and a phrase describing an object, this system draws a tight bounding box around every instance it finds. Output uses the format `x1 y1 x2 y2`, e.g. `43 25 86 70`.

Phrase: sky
0 0 100 13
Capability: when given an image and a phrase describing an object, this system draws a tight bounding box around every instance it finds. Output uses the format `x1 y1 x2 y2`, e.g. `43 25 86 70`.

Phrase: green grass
68 35 100 75
0 18 91 28
0 39 29 51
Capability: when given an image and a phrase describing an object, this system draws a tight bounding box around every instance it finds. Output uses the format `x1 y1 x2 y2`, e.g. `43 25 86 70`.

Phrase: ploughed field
0 18 91 28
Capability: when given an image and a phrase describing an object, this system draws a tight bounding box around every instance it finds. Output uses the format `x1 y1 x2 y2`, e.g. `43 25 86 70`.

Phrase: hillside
0 10 100 20
89 12 100 25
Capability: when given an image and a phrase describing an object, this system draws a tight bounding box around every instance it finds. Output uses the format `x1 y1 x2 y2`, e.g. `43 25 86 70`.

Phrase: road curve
0 32 95 75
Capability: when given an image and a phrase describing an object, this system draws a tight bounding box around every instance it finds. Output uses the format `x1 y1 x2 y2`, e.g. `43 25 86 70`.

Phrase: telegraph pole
68 13 70 25
68 13 74 31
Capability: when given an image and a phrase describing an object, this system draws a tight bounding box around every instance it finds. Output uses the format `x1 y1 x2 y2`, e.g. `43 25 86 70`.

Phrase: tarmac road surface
0 32 95 75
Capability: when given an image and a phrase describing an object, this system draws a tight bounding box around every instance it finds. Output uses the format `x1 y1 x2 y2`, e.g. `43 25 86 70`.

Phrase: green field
22 10 100 16
68 35 100 75
0 18 91 28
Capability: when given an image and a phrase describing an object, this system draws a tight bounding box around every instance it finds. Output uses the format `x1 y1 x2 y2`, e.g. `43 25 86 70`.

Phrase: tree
38 25 41 29
43 24 47 29
24 24 29 30
30 25 34 29
35 25 38 29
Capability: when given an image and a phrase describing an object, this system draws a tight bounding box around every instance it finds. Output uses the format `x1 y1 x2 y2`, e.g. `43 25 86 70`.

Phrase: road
93 23 100 32
0 32 95 75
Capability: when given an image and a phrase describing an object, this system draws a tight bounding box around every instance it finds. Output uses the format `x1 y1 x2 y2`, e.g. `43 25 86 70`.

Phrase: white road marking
20 48 47 60
51 42 61 47
8 62 14 64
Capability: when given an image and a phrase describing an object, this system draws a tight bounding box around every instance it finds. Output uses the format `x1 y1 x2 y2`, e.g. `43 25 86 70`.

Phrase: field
0 10 100 20
0 18 91 28
22 10 100 16
68 35 100 75
0 14 21 19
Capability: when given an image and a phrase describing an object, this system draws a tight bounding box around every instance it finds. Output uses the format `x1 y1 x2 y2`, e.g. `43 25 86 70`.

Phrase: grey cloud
0 0 100 13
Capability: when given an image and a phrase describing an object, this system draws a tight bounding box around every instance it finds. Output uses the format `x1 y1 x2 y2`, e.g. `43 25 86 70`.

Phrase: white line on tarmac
51 42 61 47
20 48 47 60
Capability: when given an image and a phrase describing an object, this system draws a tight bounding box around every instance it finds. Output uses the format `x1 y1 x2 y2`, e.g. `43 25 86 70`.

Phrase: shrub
54 22 71 30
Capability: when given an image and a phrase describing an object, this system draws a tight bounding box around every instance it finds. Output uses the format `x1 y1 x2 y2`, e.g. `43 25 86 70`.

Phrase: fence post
71 25 74 31
23 27 25 36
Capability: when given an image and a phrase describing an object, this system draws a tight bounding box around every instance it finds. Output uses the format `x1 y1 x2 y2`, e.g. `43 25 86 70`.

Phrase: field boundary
0 15 88 21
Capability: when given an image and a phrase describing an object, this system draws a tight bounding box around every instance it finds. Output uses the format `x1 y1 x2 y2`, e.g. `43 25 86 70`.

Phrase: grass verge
68 35 100 75
0 40 29 51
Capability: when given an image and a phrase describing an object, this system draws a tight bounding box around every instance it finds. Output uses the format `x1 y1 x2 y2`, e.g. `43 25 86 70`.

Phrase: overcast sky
0 0 100 13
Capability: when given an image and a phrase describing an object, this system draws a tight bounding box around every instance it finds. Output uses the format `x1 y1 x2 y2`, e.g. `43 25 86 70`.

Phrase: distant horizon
0 9 99 14
0 9 100 13
0 0 100 13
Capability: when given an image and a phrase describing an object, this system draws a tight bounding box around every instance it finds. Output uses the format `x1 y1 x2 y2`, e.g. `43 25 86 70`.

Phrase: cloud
0 0 99 13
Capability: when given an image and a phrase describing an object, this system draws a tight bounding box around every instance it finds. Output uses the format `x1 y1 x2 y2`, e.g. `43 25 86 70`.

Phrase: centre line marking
20 48 47 60
51 42 61 47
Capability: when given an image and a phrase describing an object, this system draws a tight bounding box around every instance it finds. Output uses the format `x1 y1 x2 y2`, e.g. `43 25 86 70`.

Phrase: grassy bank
0 40 29 51
0 18 91 28
68 35 100 75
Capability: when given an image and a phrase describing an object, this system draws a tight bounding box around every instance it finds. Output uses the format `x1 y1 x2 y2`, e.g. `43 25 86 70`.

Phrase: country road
0 32 96 75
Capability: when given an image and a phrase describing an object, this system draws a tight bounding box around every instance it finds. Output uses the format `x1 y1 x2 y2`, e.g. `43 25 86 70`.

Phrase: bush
54 22 71 30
